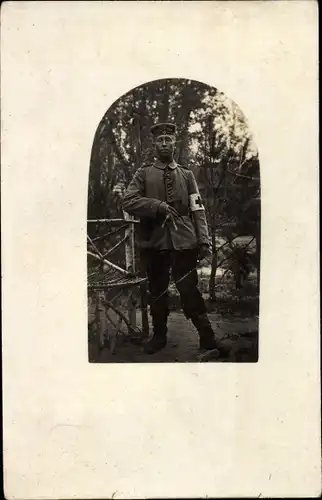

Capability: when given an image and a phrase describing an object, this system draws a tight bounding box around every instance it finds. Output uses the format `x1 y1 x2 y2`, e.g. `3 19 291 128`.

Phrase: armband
189 193 205 212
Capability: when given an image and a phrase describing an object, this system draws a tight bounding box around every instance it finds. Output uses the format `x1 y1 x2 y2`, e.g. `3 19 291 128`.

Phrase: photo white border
1 1 320 498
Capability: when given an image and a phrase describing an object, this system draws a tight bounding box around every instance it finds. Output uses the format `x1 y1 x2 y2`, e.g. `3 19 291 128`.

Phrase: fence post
123 211 137 329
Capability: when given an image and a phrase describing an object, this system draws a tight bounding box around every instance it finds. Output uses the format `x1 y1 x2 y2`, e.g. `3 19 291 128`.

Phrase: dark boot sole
199 341 219 350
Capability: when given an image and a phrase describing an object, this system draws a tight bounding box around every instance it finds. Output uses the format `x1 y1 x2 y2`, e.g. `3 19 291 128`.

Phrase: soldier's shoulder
177 163 190 170
135 163 152 175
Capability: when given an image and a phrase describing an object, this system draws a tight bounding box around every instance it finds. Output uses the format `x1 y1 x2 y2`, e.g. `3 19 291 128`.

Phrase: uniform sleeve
122 167 163 217
188 171 211 246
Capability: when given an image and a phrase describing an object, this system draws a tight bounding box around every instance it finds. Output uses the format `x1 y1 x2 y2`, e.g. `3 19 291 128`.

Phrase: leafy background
87 78 260 308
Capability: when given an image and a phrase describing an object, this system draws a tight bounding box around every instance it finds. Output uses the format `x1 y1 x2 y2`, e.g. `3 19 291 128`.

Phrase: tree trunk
175 85 192 161
133 115 141 171
160 80 170 122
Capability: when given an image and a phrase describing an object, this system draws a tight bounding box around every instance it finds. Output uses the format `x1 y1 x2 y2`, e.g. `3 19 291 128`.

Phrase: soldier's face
154 134 175 159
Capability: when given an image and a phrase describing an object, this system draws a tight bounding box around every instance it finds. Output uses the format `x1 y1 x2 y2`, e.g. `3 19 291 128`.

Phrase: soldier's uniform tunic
122 158 210 324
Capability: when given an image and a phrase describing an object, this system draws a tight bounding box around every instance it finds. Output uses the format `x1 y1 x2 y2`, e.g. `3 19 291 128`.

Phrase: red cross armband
189 193 205 212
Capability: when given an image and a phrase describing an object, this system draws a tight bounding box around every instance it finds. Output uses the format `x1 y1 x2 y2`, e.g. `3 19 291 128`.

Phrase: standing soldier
122 123 222 355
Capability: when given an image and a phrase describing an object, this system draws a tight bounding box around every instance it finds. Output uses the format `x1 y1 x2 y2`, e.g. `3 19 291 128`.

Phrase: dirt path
89 311 258 363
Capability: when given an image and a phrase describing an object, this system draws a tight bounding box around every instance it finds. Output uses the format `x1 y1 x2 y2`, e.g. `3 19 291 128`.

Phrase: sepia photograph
87 78 261 363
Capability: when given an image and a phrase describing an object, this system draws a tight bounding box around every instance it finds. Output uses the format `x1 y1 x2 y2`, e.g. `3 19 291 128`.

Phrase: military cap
150 122 177 137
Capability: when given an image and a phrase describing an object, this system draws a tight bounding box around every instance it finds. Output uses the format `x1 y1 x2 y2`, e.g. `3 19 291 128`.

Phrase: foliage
88 78 261 299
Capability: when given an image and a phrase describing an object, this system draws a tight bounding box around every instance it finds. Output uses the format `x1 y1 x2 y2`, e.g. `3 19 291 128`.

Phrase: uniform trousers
144 248 207 322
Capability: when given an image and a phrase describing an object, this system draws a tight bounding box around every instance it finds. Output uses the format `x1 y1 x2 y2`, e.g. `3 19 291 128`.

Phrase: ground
89 309 258 363
88 268 259 363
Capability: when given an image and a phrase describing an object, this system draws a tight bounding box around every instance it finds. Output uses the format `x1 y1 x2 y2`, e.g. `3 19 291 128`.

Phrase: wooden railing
87 212 149 356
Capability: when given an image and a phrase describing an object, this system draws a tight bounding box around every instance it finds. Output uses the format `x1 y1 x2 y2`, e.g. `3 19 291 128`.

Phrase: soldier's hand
167 206 180 219
198 244 210 261
158 202 180 219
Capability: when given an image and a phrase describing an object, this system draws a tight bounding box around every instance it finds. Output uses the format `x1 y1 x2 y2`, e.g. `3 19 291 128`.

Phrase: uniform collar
154 159 178 170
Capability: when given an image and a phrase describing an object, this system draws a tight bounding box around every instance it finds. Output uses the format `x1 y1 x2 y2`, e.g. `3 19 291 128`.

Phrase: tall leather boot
190 313 220 351
143 314 168 354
